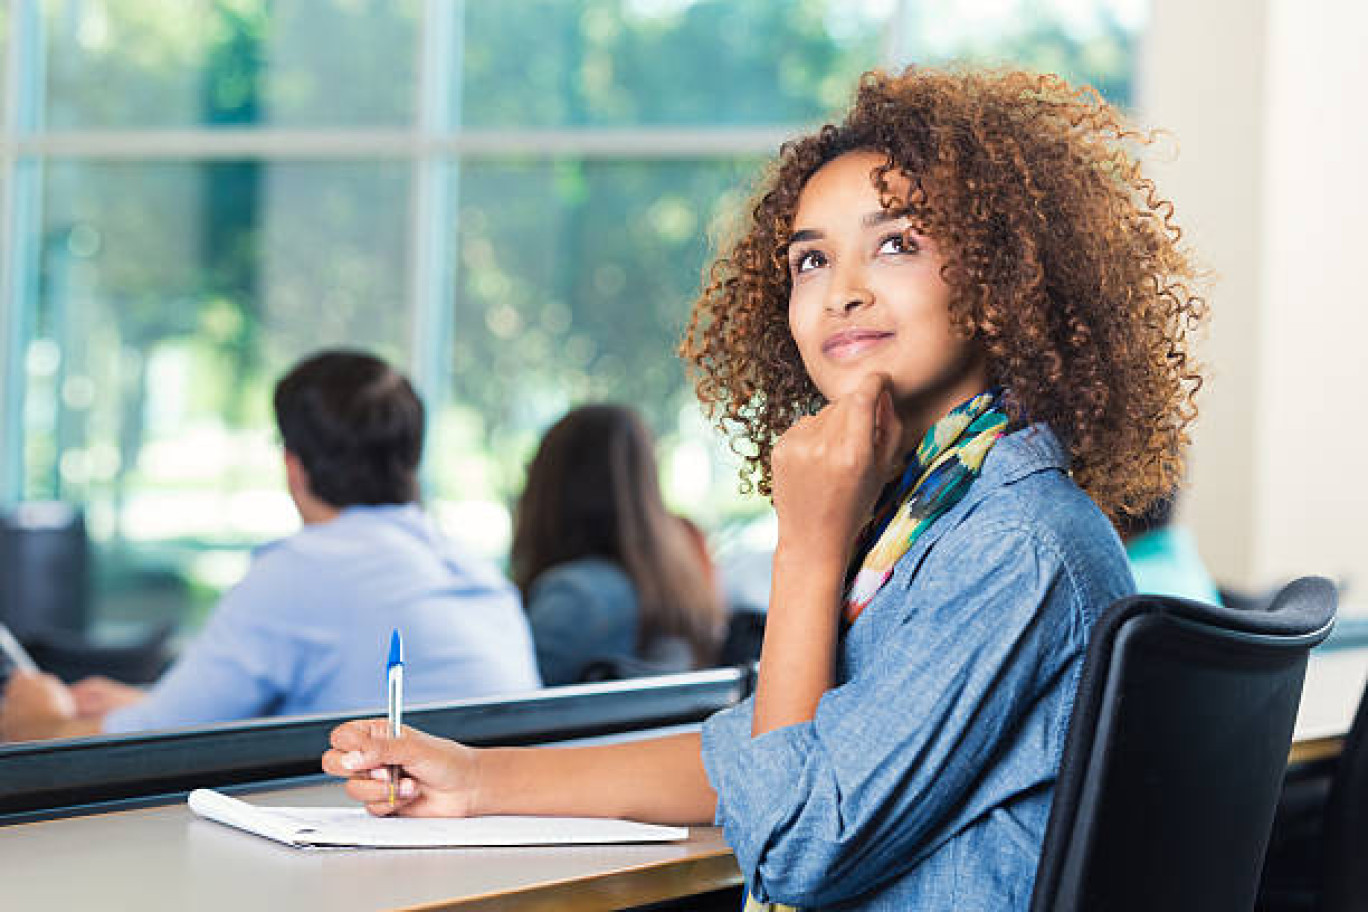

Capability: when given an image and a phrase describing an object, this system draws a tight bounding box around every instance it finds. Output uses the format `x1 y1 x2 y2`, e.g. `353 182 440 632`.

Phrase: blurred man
1 350 540 741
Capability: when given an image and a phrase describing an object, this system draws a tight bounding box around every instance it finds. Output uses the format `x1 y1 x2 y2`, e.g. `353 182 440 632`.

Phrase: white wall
1143 0 1368 595
1142 0 1267 587
1255 0 1368 589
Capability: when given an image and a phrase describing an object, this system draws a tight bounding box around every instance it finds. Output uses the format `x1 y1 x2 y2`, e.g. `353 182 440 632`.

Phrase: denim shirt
701 425 1134 910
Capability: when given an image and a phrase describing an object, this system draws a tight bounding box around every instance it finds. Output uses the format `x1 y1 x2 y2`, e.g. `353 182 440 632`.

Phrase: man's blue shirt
701 425 1134 910
105 503 541 733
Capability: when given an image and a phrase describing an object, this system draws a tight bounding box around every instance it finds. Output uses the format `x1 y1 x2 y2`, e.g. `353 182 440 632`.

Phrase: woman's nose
825 271 874 315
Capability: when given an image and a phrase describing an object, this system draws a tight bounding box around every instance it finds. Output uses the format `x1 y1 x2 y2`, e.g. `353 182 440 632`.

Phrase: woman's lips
822 328 894 361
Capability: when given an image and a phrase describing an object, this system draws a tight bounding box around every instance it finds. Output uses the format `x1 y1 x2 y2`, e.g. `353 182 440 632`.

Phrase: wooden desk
1288 647 1368 765
0 781 741 911
3 650 1363 910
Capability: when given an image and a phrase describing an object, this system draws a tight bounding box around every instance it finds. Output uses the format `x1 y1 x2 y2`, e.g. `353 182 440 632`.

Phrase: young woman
322 66 1203 910
511 403 725 684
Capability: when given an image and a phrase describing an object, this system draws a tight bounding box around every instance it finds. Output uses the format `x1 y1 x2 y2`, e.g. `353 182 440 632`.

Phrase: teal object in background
1125 525 1222 606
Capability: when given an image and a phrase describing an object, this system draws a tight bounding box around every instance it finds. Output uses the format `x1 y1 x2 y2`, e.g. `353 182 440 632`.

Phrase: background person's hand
0 671 78 742
322 718 482 818
770 371 904 570
69 676 146 718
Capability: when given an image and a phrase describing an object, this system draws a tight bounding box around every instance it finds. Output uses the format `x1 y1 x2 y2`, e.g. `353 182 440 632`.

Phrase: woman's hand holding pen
322 719 481 818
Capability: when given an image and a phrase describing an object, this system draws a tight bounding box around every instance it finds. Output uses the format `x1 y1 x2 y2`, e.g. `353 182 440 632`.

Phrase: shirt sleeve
700 520 1086 907
103 551 302 734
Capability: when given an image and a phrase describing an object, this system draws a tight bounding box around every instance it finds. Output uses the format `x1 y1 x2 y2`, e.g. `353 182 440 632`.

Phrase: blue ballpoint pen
386 629 404 805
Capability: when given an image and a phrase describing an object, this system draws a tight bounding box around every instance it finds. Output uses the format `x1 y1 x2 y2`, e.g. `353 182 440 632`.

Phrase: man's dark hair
273 350 423 508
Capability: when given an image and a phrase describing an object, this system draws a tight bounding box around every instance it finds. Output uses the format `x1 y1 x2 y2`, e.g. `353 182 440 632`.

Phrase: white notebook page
188 788 689 848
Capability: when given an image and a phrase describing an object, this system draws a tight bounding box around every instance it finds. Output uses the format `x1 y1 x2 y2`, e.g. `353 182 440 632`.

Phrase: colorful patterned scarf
743 388 1007 912
844 387 1008 624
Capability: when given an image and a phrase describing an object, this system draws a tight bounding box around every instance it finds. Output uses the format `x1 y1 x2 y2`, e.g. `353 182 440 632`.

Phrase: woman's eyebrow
862 208 912 228
788 228 822 244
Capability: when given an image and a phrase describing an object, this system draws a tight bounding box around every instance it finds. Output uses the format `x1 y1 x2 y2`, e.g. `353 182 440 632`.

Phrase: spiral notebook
187 788 689 849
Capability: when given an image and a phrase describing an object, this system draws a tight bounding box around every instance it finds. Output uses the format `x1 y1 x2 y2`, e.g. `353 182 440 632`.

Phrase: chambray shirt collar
976 423 1070 489
871 424 1070 605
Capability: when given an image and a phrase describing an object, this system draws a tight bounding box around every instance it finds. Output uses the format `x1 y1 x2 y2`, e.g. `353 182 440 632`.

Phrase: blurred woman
511 404 725 685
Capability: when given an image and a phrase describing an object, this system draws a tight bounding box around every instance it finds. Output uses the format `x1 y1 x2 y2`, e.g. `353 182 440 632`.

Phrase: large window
0 0 1145 638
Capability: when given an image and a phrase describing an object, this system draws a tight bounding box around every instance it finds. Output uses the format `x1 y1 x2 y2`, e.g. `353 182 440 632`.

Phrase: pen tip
387 629 403 667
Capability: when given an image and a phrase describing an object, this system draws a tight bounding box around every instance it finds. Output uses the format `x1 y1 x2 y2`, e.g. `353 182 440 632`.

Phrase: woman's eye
791 250 825 274
879 233 917 255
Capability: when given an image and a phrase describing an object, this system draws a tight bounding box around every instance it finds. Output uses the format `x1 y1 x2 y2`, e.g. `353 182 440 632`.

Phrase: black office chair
24 619 175 685
1317 678 1368 912
1031 578 1338 912
1220 584 1276 613
718 608 766 666
0 502 90 638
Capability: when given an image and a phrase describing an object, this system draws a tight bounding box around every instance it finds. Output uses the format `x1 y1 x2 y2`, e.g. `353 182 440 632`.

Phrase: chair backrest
25 619 175 685
0 502 90 638
718 608 766 667
1320 676 1368 911
1031 577 1338 912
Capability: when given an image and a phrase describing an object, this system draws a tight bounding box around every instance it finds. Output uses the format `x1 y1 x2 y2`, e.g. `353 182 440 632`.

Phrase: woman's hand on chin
771 371 904 568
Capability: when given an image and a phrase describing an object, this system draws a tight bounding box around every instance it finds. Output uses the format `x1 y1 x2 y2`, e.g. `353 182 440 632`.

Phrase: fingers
844 372 890 447
823 372 897 479
0 672 77 738
70 693 104 717
324 720 435 779
327 718 394 764
775 372 899 486
871 382 903 474
329 717 390 752
321 748 360 778
343 772 418 806
324 718 391 779
6 672 73 707
853 370 892 401
70 678 113 713
364 800 405 817
1 670 25 700
4 670 40 693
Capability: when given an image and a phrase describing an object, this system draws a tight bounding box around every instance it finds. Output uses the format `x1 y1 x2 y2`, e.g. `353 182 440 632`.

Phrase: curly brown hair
680 66 1205 521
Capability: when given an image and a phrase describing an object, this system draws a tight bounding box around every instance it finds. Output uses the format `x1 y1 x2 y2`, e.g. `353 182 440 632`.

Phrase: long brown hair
511 404 724 666
681 66 1205 522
